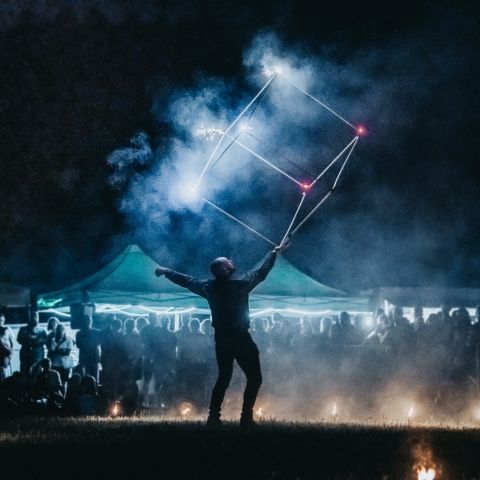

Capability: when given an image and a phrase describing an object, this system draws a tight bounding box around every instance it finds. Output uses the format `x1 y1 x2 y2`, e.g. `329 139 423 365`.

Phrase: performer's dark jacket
165 251 277 341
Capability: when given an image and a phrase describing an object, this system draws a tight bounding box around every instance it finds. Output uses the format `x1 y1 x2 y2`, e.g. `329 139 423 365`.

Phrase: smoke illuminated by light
263 64 282 77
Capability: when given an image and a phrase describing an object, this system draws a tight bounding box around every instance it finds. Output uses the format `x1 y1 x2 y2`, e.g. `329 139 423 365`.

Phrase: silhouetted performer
155 244 288 427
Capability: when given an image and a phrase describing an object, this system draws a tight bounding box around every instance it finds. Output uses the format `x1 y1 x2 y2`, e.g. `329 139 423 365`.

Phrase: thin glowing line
284 78 355 129
281 192 306 245
246 131 313 178
194 134 225 190
289 190 333 237
224 74 276 136
332 137 358 189
290 139 358 237
208 132 241 171
224 133 303 187
194 75 277 189
202 197 277 247
308 137 357 188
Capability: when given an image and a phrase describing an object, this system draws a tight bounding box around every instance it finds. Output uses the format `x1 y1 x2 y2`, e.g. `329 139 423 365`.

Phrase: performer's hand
274 241 291 254
155 266 170 277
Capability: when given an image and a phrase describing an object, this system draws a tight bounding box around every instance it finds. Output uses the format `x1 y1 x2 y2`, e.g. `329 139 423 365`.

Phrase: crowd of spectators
0 305 479 416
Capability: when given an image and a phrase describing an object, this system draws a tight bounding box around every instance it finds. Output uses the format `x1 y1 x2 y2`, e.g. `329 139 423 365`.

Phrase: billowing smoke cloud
110 32 368 271
107 132 153 188
102 17 477 288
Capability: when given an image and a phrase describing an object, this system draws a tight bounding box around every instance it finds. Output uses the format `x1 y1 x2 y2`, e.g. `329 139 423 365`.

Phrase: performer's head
210 257 235 279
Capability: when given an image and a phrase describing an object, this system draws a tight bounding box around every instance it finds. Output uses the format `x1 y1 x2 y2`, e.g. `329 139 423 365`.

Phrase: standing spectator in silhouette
46 317 60 359
0 326 13 381
200 318 216 396
155 244 288 427
17 311 47 376
140 313 159 407
177 318 209 404
154 316 177 406
250 317 270 354
0 312 14 351
47 324 74 385
75 314 101 382
124 318 143 382
100 318 127 402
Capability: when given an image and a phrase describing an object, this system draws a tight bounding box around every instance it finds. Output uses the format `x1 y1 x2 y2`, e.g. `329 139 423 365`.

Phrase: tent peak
122 244 145 254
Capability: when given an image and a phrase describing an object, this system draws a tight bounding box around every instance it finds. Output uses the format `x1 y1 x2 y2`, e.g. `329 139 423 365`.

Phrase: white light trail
224 133 303 187
308 137 358 189
289 190 333 237
202 197 277 246
194 74 277 189
208 132 242 171
332 137 358 190
288 138 358 237
284 78 356 130
280 192 306 245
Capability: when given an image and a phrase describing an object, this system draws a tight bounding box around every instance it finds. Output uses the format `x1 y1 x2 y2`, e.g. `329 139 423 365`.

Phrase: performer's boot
206 410 222 428
240 409 257 428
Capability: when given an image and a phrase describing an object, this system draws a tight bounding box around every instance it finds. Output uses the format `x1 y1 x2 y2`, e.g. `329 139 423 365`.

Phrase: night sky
0 0 479 294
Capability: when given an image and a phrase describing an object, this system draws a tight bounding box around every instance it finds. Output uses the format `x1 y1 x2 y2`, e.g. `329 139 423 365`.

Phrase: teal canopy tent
37 245 208 309
250 256 370 312
37 244 370 313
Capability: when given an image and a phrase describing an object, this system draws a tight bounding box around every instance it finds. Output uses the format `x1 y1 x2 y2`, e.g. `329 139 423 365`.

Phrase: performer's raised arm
155 267 207 298
242 242 290 292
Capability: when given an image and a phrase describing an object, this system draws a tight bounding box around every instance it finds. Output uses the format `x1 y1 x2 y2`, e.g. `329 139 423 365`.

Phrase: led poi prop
193 69 366 246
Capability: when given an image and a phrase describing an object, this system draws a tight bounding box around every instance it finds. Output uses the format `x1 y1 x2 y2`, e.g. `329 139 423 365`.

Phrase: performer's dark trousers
209 332 262 418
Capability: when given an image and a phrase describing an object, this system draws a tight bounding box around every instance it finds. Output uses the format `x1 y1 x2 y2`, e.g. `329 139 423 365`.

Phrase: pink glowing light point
356 125 367 136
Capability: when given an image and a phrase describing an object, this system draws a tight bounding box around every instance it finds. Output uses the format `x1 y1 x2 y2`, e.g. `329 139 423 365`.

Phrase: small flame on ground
408 404 415 418
255 407 265 417
109 401 121 417
417 467 436 480
178 401 194 418
331 402 338 417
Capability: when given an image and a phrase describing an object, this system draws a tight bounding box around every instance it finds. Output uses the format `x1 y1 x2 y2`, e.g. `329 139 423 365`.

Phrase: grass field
0 415 480 479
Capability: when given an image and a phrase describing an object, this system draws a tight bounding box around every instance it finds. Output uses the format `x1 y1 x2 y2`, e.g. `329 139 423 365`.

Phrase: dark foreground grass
0 416 479 479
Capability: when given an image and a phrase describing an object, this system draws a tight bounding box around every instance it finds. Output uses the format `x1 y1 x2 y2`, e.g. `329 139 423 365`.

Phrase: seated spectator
64 373 84 414
30 358 63 407
78 375 105 415
0 371 28 408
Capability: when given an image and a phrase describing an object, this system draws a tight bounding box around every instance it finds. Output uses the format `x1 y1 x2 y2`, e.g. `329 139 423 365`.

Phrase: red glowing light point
356 125 367 136
301 183 310 190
